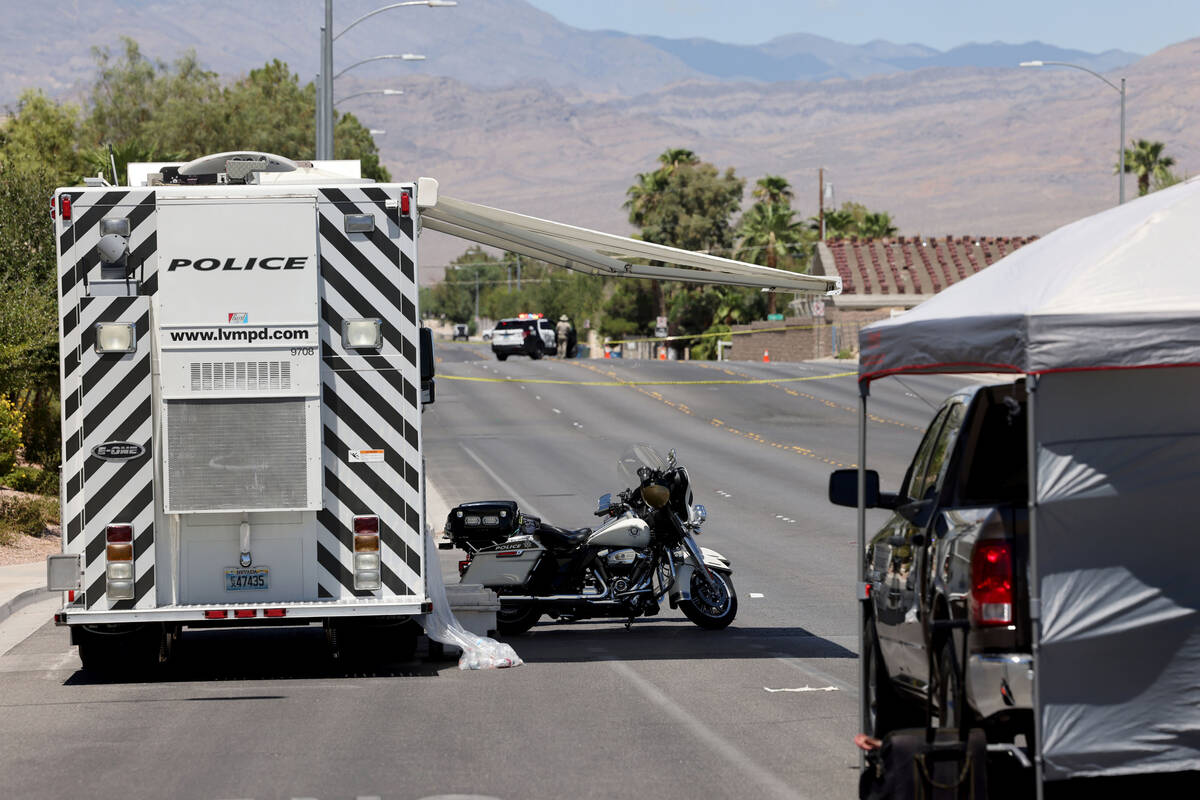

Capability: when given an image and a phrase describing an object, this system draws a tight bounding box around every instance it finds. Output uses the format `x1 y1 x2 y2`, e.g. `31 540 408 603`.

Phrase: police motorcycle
446 444 737 635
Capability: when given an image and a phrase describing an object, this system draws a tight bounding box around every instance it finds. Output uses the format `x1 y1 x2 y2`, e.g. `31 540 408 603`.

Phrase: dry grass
0 490 59 547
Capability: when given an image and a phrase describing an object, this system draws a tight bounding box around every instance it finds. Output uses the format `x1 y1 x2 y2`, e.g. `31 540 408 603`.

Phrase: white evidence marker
749 593 764 598
763 686 840 693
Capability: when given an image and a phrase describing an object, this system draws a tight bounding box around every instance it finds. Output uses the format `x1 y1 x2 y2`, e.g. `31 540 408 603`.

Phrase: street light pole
1020 60 1127 205
317 0 456 160
337 89 404 106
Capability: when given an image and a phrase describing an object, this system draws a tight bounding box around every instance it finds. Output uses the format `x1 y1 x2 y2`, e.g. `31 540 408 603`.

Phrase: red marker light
60 195 72 220
353 515 379 535
263 608 286 618
400 192 411 216
234 609 256 619
106 524 133 543
204 610 228 620
50 197 57 220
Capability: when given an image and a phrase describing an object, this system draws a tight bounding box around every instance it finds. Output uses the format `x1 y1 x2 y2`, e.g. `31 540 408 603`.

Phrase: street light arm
334 54 426 80
334 0 457 40
336 89 405 106
1020 60 1122 93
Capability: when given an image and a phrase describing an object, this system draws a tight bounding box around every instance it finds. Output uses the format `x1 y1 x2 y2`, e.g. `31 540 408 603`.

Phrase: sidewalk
0 561 49 626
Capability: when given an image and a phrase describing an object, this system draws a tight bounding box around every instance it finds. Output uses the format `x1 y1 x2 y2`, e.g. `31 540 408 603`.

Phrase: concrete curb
0 586 48 626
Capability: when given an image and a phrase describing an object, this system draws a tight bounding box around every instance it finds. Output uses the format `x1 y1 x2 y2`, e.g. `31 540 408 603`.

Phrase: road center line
607 659 810 800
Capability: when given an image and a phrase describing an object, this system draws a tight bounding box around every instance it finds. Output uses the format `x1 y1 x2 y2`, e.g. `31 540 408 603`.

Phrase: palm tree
752 174 794 206
658 148 698 173
1119 139 1177 197
859 211 898 239
817 209 857 238
737 202 810 315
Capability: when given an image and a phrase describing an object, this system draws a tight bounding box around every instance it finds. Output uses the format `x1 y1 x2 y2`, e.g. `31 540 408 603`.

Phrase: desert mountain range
2 0 1195 278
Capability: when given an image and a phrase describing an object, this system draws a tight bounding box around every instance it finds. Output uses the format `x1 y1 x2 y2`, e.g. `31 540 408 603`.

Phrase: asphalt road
0 344 974 800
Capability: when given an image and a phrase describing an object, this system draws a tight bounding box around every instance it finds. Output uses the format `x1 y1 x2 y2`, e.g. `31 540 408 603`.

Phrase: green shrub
4 465 57 495
0 396 24 476
0 494 59 544
836 347 855 360
22 394 60 472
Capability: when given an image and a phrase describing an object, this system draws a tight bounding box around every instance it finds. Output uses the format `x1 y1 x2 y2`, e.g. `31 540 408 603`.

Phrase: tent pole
1027 374 1046 799
858 380 871 752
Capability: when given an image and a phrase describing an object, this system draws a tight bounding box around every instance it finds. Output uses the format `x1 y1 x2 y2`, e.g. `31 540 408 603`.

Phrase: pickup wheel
937 637 975 730
495 353 508 361
528 342 544 360
864 616 920 737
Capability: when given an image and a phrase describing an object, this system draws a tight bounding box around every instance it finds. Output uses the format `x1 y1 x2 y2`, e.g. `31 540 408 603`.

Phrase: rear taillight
105 524 135 600
60 195 72 220
970 541 1013 626
353 514 382 590
264 608 286 618
204 610 228 620
234 609 256 619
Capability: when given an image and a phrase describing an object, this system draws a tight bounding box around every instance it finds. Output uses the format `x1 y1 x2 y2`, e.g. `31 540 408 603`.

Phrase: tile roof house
811 235 1038 309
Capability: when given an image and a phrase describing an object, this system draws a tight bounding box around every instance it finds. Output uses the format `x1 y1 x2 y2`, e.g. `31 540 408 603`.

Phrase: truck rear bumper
56 597 431 626
968 652 1033 719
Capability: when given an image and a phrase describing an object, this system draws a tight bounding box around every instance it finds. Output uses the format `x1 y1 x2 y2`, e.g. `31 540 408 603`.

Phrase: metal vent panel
189 361 291 391
166 398 309 511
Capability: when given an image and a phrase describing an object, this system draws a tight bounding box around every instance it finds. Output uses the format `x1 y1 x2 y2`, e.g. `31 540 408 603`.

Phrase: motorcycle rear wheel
496 603 542 636
680 569 737 630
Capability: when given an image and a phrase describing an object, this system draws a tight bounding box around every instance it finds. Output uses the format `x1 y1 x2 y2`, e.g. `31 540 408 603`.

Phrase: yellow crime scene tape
438 371 857 387
603 322 825 346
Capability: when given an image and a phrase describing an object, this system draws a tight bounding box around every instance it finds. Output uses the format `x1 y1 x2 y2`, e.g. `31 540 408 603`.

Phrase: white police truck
45 151 839 673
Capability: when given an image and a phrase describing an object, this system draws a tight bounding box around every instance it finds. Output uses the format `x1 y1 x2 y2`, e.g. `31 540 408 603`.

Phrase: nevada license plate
225 567 269 591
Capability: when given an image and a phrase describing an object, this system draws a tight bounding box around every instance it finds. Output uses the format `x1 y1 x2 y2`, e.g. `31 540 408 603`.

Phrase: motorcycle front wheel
680 569 738 630
496 602 542 636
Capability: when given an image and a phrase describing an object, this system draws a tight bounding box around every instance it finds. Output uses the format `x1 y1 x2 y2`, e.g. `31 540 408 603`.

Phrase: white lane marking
552 408 561 414
572 421 582 428
459 444 544 519
749 593 765 598
764 686 840 693
535 395 541 400
608 659 810 800
770 652 856 694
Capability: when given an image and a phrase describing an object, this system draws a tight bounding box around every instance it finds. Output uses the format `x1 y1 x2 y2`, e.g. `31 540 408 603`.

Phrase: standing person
555 314 572 358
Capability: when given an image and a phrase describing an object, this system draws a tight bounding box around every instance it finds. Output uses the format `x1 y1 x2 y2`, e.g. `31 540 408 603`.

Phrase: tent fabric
421 195 842 294
858 177 1200 383
1034 369 1200 779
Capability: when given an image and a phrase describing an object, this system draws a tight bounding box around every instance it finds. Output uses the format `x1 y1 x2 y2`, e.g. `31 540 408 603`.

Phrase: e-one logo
167 257 309 272
92 442 145 461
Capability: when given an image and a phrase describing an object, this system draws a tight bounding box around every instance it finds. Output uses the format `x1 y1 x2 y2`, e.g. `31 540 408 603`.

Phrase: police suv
490 314 557 360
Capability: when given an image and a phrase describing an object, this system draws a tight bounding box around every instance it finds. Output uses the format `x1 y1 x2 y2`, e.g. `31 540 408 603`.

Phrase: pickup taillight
970 541 1013 626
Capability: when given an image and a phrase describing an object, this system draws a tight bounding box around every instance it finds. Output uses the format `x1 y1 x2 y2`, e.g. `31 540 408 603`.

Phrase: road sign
655 326 668 338
812 299 825 317
655 316 668 338
767 313 784 321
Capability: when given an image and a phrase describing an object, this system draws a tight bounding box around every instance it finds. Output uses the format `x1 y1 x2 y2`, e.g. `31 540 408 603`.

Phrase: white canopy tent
855 178 1200 785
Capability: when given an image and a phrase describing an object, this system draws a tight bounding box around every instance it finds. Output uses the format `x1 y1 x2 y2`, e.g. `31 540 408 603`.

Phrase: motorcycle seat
536 523 592 551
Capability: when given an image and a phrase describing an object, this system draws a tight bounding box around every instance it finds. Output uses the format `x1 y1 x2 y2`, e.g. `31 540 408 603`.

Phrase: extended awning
416 183 841 295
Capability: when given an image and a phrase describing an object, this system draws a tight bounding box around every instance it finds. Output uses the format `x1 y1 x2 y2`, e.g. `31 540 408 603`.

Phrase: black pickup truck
830 380 1033 744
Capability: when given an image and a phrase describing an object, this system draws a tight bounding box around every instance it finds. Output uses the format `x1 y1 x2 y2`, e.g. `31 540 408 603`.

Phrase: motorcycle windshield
617 443 667 486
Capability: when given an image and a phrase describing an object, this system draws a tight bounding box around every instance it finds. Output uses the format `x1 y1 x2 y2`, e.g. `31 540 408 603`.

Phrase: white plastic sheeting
1034 369 1200 779
419 529 522 670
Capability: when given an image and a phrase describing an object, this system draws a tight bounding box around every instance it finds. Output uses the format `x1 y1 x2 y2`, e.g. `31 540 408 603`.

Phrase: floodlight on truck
94 323 135 353
342 318 382 349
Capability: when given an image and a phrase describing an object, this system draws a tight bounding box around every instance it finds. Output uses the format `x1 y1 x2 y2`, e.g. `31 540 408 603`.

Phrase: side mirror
596 493 612 514
828 469 901 509
897 499 935 528
419 326 435 405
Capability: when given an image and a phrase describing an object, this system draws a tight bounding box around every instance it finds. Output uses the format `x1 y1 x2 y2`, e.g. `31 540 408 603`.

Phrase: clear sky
524 0 1199 56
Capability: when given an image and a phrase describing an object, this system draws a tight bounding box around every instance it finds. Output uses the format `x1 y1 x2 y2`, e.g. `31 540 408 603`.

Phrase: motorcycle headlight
690 504 707 526
641 484 670 509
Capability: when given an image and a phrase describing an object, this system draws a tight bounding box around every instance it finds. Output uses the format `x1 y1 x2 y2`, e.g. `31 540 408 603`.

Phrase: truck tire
864 617 920 737
937 637 975 730
76 624 161 678
496 352 508 361
528 342 544 360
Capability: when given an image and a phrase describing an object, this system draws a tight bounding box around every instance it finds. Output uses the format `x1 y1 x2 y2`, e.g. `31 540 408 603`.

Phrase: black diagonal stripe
129 230 157 287
322 380 419 485
399 250 415 282
64 428 83 462
317 280 412 358
325 347 418 413
140 272 158 297
63 379 81 416
364 220 400 266
318 507 356 551
318 187 356 206
60 190 129 255
111 566 155 611
81 397 151 474
85 573 106 609
401 335 416 367
80 319 149 405
83 356 150 436
322 432 418 535
84 459 146 528
63 305 80 338
95 295 139 322
380 520 420 581
362 187 416 243
66 513 82 544
316 541 373 598
400 294 416 325
66 470 82 504
381 563 411 596
318 214 404 312
318 583 335 599
83 481 153 568
132 523 154 560
404 533 421 575
323 347 414 411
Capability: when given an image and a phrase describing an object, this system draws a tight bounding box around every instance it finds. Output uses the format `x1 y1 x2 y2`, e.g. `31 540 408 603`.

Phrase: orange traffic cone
763 349 770 363
658 347 667 360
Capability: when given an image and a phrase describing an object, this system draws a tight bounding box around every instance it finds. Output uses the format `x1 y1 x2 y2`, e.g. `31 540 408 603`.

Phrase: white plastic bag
418 527 522 670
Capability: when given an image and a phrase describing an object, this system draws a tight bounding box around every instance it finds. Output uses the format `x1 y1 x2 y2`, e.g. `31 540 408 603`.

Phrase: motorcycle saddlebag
861 728 988 800
445 500 521 551
460 540 544 587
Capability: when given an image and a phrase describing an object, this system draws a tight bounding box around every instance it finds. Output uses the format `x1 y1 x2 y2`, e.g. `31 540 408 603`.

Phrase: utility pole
818 168 825 241
474 272 480 325
321 1 334 160
314 71 323 158
515 253 522 290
